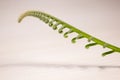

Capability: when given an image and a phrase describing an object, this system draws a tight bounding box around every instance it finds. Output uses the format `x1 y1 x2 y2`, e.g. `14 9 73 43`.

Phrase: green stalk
18 10 120 56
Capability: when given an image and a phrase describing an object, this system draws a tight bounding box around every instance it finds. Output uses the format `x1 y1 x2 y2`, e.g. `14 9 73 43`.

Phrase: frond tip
18 10 120 56
63 30 73 38
102 50 115 56
85 43 98 49
71 35 84 43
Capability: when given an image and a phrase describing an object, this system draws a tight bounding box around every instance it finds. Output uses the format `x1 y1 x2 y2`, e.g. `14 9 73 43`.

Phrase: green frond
18 10 120 56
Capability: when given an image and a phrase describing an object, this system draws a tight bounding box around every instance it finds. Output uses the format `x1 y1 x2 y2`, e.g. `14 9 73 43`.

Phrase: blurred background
0 0 120 80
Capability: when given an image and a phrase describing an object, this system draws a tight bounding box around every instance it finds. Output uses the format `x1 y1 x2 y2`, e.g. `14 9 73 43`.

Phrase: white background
0 0 120 80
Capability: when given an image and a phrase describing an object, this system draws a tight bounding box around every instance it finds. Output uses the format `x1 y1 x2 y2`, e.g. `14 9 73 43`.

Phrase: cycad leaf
102 50 115 56
71 35 84 43
63 30 73 38
85 43 97 49
58 26 65 33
